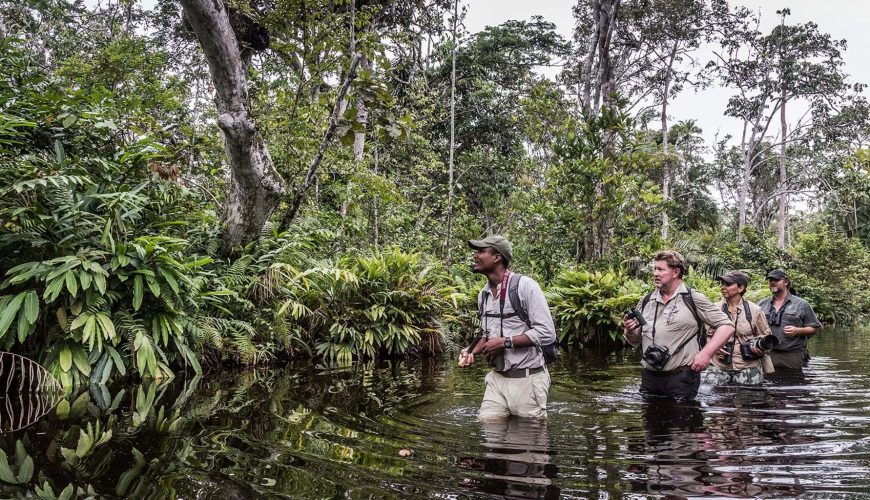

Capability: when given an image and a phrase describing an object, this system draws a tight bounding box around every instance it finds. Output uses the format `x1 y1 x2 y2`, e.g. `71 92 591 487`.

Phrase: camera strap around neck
650 298 702 357
481 270 511 339
497 271 511 338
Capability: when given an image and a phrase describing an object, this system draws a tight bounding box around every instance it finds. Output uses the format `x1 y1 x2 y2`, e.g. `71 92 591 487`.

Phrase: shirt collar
651 282 689 303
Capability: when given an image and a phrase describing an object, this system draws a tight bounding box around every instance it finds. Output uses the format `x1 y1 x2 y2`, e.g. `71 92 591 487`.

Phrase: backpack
640 287 707 349
478 274 559 364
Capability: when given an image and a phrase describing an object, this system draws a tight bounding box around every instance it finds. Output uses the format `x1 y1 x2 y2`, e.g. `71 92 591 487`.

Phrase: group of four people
458 237 821 418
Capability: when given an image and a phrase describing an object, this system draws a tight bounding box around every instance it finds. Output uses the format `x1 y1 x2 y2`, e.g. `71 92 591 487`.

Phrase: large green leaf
23 290 39 324
133 274 143 310
72 348 91 376
0 292 26 337
64 270 78 298
59 346 73 372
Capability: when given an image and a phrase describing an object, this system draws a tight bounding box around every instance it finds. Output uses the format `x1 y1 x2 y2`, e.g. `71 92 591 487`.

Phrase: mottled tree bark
180 0 285 255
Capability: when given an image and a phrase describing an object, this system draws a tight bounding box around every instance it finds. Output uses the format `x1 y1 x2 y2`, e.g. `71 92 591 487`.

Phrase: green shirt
758 294 821 352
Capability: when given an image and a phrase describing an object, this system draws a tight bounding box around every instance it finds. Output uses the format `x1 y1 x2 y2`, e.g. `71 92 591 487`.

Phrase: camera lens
758 335 779 350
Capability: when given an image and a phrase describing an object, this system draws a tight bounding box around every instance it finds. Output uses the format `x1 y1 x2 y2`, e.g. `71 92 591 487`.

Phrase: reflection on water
0 324 868 497
458 417 559 499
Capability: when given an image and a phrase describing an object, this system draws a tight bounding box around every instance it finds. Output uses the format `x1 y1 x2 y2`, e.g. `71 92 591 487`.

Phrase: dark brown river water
1 323 869 498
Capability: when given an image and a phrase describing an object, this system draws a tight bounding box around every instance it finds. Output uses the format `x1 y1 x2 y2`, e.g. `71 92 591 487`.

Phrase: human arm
783 325 820 337
690 291 735 372
622 316 643 348
692 323 735 371
458 291 486 367
622 298 645 348
783 299 821 337
480 278 556 358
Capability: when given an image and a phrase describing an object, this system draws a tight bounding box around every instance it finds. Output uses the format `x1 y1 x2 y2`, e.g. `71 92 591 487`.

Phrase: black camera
642 344 671 370
719 341 735 364
625 308 647 327
739 335 779 361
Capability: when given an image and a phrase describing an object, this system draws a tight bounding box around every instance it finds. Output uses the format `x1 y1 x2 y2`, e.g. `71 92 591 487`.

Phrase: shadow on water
0 323 869 497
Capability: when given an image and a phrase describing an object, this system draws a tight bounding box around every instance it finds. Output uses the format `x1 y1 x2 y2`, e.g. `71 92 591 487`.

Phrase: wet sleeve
800 299 822 328
694 291 733 329
519 279 557 347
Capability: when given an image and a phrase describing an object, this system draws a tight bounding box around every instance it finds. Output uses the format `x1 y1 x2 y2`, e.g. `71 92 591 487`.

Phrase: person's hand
750 343 764 356
622 315 639 333
458 347 475 367
716 345 731 361
783 325 799 337
691 350 713 372
480 337 505 358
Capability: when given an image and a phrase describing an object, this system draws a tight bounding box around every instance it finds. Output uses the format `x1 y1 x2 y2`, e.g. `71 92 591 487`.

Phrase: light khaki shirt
635 283 733 372
478 274 556 371
708 299 773 371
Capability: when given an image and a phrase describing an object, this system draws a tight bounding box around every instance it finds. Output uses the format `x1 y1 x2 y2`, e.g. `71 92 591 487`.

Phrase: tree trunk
279 54 361 231
737 120 753 238
180 0 286 254
660 41 679 242
352 55 371 162
446 0 458 266
776 96 788 249
595 0 620 117
372 142 379 246
580 22 600 113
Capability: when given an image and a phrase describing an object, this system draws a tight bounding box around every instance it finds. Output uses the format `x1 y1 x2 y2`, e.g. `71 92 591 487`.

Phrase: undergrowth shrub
280 247 467 364
549 268 647 345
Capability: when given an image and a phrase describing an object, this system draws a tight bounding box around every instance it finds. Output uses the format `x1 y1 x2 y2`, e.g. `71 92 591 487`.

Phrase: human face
653 260 681 291
768 278 787 295
720 281 744 301
471 247 501 274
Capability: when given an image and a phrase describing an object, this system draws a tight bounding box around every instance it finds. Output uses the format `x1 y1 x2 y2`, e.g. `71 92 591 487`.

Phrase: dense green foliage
2 0 870 386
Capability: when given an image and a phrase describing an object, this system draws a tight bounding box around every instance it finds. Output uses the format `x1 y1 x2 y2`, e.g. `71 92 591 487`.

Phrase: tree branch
279 53 362 231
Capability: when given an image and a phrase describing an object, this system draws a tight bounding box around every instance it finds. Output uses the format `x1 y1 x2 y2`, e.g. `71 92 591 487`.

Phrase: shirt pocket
780 307 801 326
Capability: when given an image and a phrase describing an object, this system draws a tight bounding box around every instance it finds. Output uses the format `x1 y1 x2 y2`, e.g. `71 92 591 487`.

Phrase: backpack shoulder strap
742 298 753 325
477 288 488 320
507 274 531 327
641 292 653 312
681 287 706 345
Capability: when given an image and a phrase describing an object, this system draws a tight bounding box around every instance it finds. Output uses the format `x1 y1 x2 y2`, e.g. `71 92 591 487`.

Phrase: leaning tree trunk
180 0 285 255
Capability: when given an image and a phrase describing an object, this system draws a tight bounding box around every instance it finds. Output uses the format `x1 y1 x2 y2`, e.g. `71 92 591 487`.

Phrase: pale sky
464 0 870 150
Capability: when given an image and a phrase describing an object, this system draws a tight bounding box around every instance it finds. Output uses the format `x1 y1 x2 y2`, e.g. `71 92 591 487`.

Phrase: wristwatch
503 337 512 349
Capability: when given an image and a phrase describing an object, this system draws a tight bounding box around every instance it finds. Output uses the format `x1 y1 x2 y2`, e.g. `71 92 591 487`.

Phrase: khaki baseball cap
468 235 513 263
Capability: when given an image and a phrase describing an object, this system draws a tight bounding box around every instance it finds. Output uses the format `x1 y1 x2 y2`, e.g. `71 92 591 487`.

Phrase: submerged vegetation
1 0 870 388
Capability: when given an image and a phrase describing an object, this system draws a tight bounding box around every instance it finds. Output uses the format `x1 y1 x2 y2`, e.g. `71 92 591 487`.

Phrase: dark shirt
758 294 821 352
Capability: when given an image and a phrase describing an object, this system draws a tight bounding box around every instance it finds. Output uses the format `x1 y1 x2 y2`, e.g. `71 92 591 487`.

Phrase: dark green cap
766 269 789 281
468 235 513 264
717 270 749 287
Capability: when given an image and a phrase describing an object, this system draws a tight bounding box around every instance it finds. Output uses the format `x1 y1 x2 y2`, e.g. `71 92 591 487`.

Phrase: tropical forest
1 0 870 497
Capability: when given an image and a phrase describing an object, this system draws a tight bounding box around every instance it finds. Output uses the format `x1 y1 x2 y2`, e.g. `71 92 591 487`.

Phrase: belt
644 365 692 376
495 366 545 379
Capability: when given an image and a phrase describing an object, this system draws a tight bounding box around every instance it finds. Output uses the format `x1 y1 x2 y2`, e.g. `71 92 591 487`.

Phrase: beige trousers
479 368 550 419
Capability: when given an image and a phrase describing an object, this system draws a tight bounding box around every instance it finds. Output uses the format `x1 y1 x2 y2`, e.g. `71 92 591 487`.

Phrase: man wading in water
458 236 556 418
622 250 735 402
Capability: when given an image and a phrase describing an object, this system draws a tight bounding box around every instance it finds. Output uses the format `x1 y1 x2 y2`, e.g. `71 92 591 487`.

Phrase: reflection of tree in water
457 417 560 499
626 380 822 498
0 359 449 498
0 352 63 434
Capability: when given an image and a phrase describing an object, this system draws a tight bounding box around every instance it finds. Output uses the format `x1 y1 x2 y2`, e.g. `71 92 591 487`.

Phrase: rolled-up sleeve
800 300 822 328
519 279 557 346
